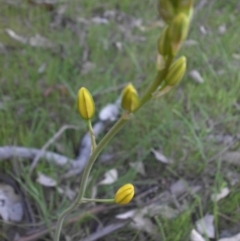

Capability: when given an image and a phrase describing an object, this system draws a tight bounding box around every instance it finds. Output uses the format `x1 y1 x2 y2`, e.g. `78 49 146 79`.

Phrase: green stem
54 55 174 241
137 55 174 110
81 198 114 203
54 116 128 241
87 120 97 151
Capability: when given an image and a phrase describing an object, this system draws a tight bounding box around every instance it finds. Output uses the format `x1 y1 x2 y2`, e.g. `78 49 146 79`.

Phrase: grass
1 0 240 240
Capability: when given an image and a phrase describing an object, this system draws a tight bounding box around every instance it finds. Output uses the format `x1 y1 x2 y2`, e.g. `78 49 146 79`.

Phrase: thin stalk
54 116 128 241
54 55 174 241
87 120 97 151
137 55 174 110
81 198 114 203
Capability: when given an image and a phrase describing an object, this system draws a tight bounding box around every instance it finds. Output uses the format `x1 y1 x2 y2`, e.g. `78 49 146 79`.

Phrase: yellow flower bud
157 27 172 57
169 13 189 55
77 87 95 120
165 56 187 86
121 84 139 112
114 183 134 205
158 0 175 24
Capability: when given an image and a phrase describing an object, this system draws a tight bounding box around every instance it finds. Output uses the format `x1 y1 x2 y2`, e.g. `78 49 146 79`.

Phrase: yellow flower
121 84 139 112
77 87 95 120
168 13 189 55
114 183 134 205
158 26 172 57
165 56 187 86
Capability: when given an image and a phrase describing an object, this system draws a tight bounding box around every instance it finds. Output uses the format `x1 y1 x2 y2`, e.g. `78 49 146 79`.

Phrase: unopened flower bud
157 27 172 56
165 56 187 86
121 84 139 112
77 87 95 120
158 0 175 24
169 13 189 55
114 183 134 205
176 0 194 20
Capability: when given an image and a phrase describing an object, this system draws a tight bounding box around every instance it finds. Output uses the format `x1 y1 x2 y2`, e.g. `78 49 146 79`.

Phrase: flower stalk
54 1 193 240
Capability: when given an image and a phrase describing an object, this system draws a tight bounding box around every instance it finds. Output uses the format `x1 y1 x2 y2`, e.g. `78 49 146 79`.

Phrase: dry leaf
232 53 240 60
189 70 204 84
5 28 27 43
151 148 171 164
36 172 57 187
99 103 119 121
98 169 118 185
199 25 207 35
116 209 136 219
91 17 109 24
0 183 23 222
29 34 53 48
145 204 179 219
190 229 206 241
218 24 226 34
170 180 187 196
130 213 157 235
196 214 215 238
5 29 53 48
116 209 157 235
211 187 230 202
129 161 146 176
222 152 240 165
219 233 240 241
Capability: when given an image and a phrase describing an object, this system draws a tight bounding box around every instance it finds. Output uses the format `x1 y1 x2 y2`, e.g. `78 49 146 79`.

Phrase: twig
78 222 128 241
29 125 79 173
0 146 74 167
17 205 108 241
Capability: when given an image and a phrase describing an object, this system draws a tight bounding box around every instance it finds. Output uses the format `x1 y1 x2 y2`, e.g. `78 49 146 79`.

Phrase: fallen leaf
0 183 23 222
170 180 187 196
130 213 157 235
29 34 53 48
211 187 230 202
151 148 172 164
98 169 118 185
116 209 136 219
196 214 215 238
99 103 119 121
189 70 204 84
199 25 207 35
116 209 157 235
91 17 109 24
145 204 179 219
219 233 240 241
36 172 57 187
232 53 240 60
190 229 206 241
222 152 240 165
5 28 27 43
218 24 227 34
5 29 53 48
129 161 146 176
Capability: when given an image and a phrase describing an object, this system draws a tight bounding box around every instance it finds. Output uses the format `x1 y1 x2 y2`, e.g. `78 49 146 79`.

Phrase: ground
0 0 240 240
